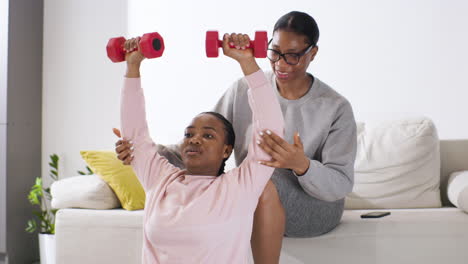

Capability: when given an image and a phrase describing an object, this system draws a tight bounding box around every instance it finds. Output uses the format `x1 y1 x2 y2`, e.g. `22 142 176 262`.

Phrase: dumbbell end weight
253 31 268 58
140 32 165 59
206 31 220 57
106 37 126 63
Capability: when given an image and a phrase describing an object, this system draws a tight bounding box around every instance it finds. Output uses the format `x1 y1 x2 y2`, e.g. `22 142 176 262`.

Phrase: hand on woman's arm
257 131 310 175
259 102 357 201
113 128 134 165
113 128 185 169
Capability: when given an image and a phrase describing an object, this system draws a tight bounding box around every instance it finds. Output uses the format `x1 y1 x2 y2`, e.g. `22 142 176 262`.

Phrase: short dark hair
200 112 235 176
273 11 320 46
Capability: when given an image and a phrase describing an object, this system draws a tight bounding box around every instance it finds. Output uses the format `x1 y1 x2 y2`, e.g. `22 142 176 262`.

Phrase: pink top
120 70 284 264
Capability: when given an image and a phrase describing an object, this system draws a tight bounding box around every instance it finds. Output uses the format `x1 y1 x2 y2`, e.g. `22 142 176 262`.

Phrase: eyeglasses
267 39 315 65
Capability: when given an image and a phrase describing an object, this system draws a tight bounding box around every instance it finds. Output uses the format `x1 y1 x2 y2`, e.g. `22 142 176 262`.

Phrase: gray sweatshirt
157 71 357 237
214 71 356 201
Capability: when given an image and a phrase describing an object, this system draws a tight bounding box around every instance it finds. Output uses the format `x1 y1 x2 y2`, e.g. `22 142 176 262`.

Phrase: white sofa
54 119 468 264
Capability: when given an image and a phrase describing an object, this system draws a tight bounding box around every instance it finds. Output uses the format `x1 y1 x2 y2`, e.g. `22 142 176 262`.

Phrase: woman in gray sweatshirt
114 11 356 264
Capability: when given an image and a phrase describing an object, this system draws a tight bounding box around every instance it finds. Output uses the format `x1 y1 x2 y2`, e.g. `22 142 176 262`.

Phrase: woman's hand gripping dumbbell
120 37 148 78
205 31 268 58
106 32 165 63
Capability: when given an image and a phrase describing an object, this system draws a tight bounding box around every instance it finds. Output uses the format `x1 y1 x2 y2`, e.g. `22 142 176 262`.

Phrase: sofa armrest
440 139 468 206
447 171 468 213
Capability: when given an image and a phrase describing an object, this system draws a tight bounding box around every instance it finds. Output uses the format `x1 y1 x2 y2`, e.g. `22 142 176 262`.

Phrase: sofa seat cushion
56 208 468 264
55 209 144 264
282 208 468 264
347 117 442 209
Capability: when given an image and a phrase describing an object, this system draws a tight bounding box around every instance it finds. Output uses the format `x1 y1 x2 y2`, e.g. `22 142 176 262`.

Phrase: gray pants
271 169 344 238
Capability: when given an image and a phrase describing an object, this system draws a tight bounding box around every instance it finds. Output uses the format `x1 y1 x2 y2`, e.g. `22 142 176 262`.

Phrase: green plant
26 154 59 234
26 154 94 234
77 165 93 175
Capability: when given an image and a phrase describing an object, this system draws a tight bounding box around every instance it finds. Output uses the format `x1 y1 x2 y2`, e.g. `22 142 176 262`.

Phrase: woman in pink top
120 33 284 263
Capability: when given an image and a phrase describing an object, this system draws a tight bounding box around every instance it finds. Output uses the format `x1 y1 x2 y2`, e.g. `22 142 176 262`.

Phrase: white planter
39 233 56 264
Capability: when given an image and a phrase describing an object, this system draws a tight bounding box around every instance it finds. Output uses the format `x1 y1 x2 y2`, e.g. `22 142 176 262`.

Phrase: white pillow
345 117 442 209
51 175 121 209
447 171 468 213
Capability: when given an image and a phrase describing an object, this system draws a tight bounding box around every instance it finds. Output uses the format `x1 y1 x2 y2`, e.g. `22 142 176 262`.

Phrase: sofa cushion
447 171 468 213
55 209 144 264
55 208 468 264
51 175 120 209
80 150 145 210
346 117 442 209
281 208 468 263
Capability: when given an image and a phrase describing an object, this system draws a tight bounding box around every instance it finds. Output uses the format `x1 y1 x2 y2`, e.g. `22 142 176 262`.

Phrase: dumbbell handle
217 40 255 49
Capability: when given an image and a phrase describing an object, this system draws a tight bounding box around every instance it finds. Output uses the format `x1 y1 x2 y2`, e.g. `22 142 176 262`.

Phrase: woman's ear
309 46 319 61
223 145 233 159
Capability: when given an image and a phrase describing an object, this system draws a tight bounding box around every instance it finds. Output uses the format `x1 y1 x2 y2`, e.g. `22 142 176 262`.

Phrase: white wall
43 0 468 179
42 0 127 179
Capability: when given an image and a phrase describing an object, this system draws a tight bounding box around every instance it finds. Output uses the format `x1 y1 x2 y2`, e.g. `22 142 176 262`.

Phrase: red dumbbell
106 32 165 63
205 31 268 58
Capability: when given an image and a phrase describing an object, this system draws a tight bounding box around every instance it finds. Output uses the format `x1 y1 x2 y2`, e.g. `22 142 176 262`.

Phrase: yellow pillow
80 150 145 210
